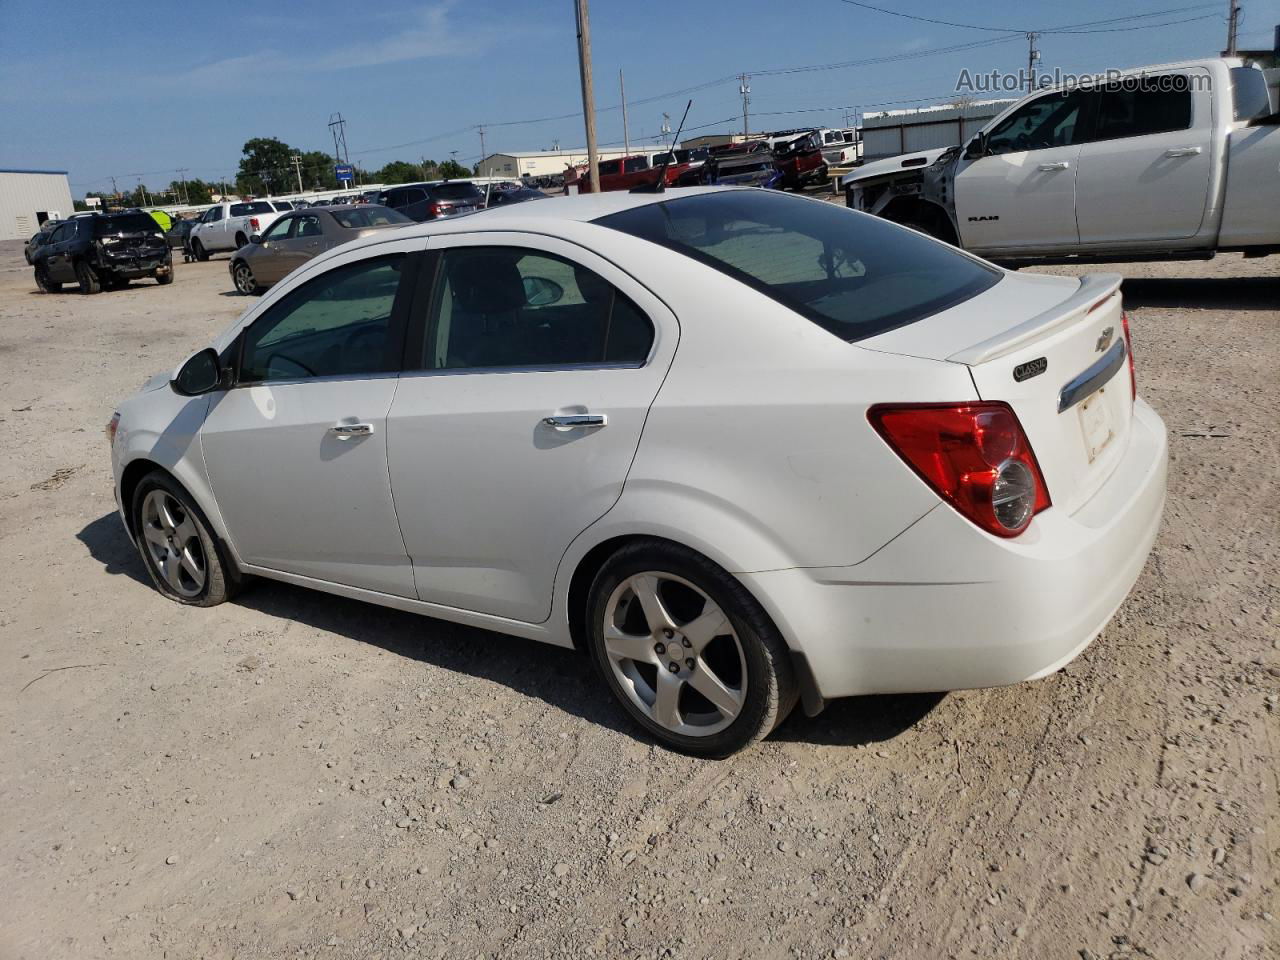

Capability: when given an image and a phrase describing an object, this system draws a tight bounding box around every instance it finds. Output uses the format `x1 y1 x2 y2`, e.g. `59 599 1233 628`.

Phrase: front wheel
156 267 174 285
192 238 209 262
34 265 61 293
131 472 238 606
232 261 260 295
587 540 797 757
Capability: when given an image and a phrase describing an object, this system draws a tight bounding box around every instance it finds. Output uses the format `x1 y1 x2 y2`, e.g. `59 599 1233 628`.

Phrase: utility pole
739 74 751 137
478 126 487 177
176 168 189 205
1225 0 1241 55
1026 32 1041 92
620 69 631 158
574 0 600 192
291 155 304 194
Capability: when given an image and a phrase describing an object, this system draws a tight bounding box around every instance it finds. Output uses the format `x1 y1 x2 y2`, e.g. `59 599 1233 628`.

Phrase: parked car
377 181 485 221
841 58 1280 262
773 132 829 190
109 186 1166 757
710 143 782 188
23 221 60 264
165 217 196 251
33 211 172 293
228 204 411 294
483 185 547 207
188 201 282 261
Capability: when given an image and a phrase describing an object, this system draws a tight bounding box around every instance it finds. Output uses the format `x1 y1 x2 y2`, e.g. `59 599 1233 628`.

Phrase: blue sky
3 0 1277 197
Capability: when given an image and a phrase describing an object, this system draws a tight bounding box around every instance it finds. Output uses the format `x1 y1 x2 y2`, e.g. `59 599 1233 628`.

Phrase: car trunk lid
861 272 1134 516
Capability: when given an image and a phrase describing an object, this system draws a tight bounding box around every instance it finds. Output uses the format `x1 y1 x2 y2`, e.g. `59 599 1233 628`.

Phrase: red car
573 155 694 193
774 132 828 190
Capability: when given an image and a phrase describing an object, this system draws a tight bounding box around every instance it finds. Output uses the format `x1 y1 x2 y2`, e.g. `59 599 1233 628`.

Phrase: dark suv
376 181 485 221
32 212 172 294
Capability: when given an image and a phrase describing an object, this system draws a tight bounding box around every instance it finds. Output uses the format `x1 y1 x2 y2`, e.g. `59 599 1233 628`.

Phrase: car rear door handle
542 413 607 429
329 422 374 439
1037 161 1070 171
1164 146 1202 157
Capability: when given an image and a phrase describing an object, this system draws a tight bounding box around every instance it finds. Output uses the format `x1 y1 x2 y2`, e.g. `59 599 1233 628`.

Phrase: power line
832 1 1221 34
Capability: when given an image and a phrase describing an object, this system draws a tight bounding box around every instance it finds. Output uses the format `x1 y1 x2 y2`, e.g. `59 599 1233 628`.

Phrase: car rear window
596 190 1001 342
230 201 275 216
272 200 294 210
331 206 413 228
431 183 484 201
94 213 162 236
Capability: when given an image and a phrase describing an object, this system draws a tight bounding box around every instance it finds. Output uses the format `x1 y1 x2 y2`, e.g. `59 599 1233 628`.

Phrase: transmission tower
328 113 350 166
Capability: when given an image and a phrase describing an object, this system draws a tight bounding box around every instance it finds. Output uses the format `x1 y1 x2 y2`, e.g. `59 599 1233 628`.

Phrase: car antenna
631 99 691 194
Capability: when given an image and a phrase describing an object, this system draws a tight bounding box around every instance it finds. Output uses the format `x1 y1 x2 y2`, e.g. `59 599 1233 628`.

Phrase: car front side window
423 246 653 371
985 91 1087 156
261 218 293 242
239 254 407 384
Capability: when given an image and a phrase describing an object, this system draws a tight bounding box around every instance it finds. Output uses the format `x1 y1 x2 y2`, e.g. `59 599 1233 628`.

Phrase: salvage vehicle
774 132 828 190
377 181 486 221
710 143 782 188
108 187 1167 757
189 201 282 261
229 204 411 294
33 211 172 293
23 220 60 264
841 59 1280 263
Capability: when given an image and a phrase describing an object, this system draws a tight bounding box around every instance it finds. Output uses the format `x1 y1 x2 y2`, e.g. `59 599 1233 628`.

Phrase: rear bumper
100 251 170 277
741 398 1168 699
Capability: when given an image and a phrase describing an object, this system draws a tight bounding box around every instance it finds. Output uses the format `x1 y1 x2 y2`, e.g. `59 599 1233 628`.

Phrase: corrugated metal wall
861 106 1011 162
0 171 74 241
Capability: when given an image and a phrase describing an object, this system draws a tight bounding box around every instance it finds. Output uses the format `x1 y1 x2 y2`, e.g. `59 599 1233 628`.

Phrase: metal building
1 169 74 241
860 101 1015 162
478 149 645 179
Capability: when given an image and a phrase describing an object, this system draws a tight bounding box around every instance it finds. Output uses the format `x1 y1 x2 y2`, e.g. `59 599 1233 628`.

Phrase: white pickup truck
841 58 1280 264
188 200 284 261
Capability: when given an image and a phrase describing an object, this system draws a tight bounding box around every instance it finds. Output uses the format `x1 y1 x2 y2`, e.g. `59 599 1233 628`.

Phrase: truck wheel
34 265 61 293
192 239 209 262
75 260 102 295
234 232 248 249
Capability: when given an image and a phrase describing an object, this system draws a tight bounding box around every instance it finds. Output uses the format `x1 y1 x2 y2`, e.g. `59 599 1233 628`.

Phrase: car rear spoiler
948 274 1124 365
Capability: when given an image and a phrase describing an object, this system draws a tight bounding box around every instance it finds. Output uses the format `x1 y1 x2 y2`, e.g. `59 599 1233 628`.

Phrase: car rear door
1074 69 1213 245
386 232 678 622
200 241 424 596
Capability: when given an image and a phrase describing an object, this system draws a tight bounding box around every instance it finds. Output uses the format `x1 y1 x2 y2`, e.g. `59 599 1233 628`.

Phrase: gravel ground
0 235 1276 960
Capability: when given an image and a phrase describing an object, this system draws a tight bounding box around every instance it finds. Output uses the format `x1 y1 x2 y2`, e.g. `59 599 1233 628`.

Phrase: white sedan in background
108 187 1167 757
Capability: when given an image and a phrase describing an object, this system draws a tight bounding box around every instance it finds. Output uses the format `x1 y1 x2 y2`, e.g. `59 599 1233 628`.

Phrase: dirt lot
0 235 1276 960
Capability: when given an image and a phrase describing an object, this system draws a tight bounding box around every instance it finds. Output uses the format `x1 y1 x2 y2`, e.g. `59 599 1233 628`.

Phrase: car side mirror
249 234 261 244
964 134 987 160
171 348 223 396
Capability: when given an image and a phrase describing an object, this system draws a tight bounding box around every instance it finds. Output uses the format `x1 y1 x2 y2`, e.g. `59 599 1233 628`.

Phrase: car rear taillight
868 402 1051 538
249 217 260 232
106 412 120 445
1121 310 1136 401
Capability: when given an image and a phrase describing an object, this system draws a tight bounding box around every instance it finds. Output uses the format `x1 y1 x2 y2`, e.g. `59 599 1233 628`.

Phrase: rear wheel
234 232 248 249
232 261 260 295
74 260 102 295
34 265 61 293
192 238 209 262
131 472 239 607
587 540 797 757
156 267 174 285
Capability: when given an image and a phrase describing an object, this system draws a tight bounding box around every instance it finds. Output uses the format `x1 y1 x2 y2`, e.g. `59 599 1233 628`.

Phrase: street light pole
574 0 600 192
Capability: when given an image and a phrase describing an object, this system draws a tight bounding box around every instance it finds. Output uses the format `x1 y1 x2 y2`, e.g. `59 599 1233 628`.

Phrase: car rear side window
230 201 275 216
239 254 407 383
430 183 482 201
422 247 653 370
1088 78 1193 141
597 190 1000 342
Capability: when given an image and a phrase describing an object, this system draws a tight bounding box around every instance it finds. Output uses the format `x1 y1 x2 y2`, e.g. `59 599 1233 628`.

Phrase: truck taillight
868 402 1051 538
249 217 260 231
1121 310 1136 401
427 202 442 216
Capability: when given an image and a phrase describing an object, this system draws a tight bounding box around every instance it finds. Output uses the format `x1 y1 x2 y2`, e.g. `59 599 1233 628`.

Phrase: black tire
74 260 102 295
586 540 798 758
101 274 126 291
131 471 240 607
231 260 260 295
34 265 61 293
156 267 174 285
192 238 209 262
234 232 248 249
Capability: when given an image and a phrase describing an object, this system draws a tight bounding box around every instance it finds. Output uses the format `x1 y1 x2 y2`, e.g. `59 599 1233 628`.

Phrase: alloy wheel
233 263 255 294
602 572 746 737
140 489 207 598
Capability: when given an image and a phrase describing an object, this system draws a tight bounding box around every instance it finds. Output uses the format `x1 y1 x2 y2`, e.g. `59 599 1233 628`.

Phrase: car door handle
328 422 374 439
542 414 607 429
1164 146 1202 157
1037 161 1070 171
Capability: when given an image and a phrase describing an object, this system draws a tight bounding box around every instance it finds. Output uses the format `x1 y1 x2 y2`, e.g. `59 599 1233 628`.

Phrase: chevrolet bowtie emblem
1095 326 1115 353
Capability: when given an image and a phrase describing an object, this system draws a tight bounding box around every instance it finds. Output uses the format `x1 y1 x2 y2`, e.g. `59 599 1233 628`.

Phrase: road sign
334 164 354 183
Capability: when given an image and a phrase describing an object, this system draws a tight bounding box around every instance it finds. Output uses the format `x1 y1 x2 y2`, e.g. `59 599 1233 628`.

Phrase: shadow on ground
1119 275 1280 311
77 510 943 751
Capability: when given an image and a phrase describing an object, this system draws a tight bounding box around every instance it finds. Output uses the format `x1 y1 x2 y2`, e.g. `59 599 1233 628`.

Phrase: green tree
237 137 296 195
297 149 341 191
375 160 426 184
437 159 470 180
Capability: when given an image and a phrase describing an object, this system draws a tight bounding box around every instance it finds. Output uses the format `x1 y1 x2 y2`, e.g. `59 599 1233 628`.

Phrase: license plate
1078 388 1114 463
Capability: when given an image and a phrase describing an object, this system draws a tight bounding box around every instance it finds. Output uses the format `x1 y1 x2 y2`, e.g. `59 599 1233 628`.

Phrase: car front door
252 216 295 284
1074 70 1212 245
953 89 1089 252
199 243 423 596
386 234 677 622
279 214 327 274
43 222 79 282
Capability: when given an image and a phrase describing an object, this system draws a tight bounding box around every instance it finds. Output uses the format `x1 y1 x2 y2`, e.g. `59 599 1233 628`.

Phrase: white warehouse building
1 169 74 241
860 100 1016 162
478 148 645 179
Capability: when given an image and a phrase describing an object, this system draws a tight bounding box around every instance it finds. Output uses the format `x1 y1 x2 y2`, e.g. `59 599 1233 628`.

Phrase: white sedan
108 187 1167 757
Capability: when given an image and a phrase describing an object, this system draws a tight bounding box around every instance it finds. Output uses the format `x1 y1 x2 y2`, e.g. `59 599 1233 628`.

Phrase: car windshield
596 190 1001 342
331 206 413 228
431 183 483 201
230 201 275 216
94 213 161 236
